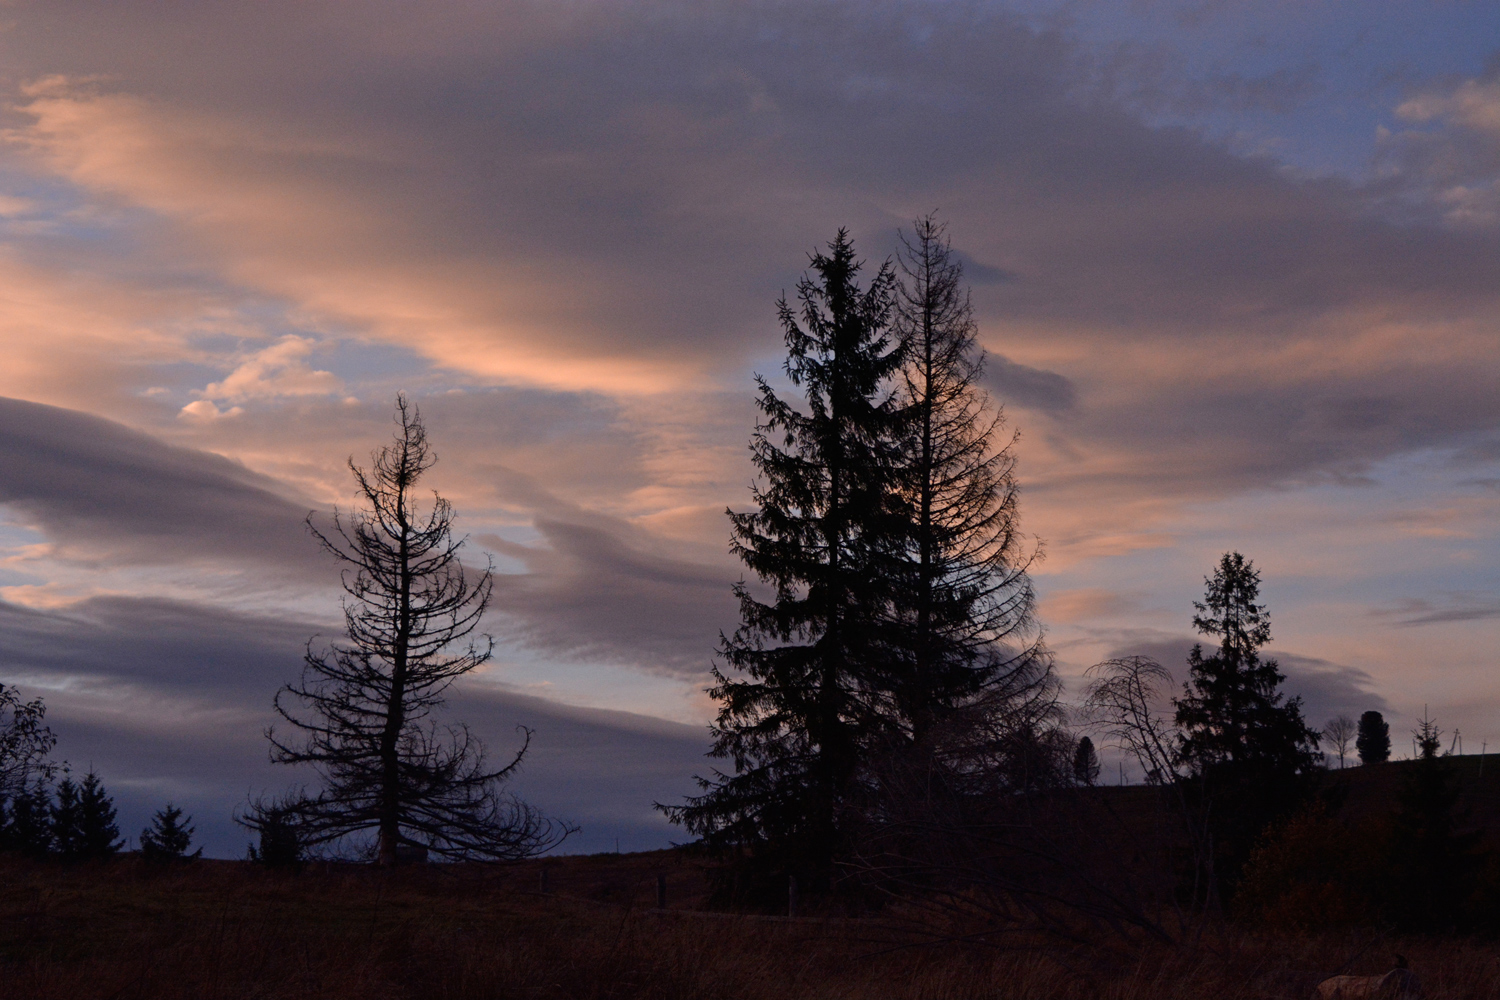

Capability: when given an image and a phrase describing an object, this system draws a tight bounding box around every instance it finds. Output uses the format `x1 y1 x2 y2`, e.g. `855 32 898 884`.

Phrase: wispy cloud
1373 593 1500 627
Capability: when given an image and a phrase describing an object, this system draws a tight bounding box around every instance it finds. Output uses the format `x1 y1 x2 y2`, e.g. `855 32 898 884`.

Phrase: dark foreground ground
1 848 1498 1000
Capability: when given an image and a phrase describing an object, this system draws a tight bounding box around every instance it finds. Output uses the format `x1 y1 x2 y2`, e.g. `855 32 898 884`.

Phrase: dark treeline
0 682 199 861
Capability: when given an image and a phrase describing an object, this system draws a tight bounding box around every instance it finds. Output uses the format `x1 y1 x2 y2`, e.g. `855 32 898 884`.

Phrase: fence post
787 875 798 919
657 873 667 910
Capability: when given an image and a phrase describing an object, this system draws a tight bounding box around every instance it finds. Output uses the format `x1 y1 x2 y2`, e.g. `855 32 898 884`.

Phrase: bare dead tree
244 396 571 863
1083 656 1217 925
1083 657 1182 786
1323 716 1356 769
891 214 1047 743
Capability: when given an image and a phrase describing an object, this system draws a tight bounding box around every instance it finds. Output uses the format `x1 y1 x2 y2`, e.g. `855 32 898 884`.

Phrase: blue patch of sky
0 167 186 262
0 521 50 589
320 335 438 389
998 0 1500 180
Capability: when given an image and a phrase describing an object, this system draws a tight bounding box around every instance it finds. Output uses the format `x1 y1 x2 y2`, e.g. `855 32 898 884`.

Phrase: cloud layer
0 589 708 856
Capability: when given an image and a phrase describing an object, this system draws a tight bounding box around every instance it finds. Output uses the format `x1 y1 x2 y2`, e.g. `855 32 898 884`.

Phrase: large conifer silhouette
663 231 905 885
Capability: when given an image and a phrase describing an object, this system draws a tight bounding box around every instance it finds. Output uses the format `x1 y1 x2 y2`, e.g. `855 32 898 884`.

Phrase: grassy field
1 848 1498 1000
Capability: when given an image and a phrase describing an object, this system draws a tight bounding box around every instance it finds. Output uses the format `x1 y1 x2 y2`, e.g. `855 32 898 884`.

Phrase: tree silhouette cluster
1 218 1489 954
0 683 193 862
1 770 122 860
663 221 1053 893
1238 707 1489 934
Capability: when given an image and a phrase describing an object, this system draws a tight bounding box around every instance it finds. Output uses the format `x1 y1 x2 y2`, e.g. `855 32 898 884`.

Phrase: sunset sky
1 1 1498 855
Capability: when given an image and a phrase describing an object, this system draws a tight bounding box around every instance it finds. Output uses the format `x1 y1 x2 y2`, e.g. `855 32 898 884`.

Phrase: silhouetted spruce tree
76 772 122 859
247 396 569 864
890 216 1048 742
52 772 121 860
1173 553 1320 884
141 804 201 861
0 784 53 856
1072 736 1101 786
1356 710 1390 764
662 231 906 889
50 776 82 858
1174 553 1320 777
247 803 304 867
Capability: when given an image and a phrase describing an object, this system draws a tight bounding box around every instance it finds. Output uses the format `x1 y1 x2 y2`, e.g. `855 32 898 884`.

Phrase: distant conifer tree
61 772 122 860
0 783 53 856
1357 710 1391 764
1174 553 1320 777
247 802 303 867
141 804 201 861
1413 711 1443 761
1072 736 1101 786
1173 553 1320 889
49 776 83 858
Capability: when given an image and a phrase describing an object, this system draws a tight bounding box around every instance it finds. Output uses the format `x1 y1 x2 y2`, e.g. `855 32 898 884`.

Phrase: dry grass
0 852 1497 1000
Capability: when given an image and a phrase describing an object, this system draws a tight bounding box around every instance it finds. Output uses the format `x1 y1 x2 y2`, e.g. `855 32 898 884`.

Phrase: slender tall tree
662 231 906 886
49 776 82 858
1072 736 1101 786
248 396 568 863
890 215 1047 741
1388 709 1481 930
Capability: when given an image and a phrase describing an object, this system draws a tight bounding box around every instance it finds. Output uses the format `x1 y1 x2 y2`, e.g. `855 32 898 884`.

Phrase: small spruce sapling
140 804 201 861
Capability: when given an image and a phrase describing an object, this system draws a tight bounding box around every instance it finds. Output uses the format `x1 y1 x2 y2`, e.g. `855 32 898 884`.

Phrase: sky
0 0 1498 856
